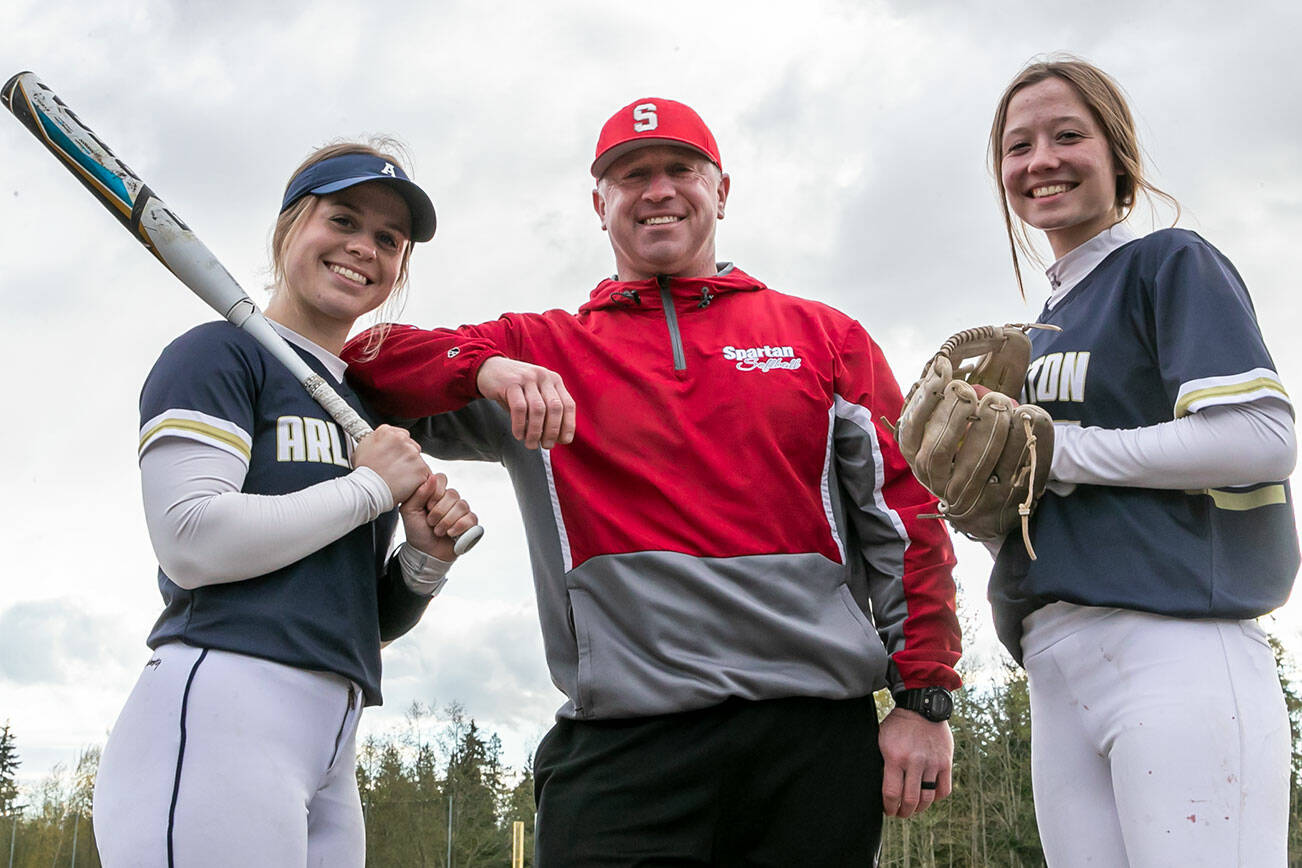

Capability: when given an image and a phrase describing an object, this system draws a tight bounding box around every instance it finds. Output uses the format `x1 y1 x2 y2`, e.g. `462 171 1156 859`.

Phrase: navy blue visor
280 153 436 242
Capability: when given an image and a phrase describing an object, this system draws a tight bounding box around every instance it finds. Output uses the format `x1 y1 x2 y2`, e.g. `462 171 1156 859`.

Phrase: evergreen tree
361 735 429 864
0 721 19 815
357 701 522 866
503 753 536 868
877 593 1045 867
443 707 510 867
879 663 1044 867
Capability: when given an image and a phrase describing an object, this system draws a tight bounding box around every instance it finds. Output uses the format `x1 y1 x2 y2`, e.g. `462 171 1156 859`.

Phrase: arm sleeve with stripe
140 437 393 589
1052 400 1296 489
1050 236 1295 491
142 438 454 593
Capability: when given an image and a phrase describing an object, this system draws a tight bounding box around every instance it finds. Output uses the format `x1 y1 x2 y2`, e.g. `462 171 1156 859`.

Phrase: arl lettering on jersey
722 345 803 372
1024 351 1091 403
277 416 351 467
632 103 658 132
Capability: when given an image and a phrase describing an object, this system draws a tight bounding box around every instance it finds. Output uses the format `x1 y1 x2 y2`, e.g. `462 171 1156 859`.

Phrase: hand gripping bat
3 71 483 555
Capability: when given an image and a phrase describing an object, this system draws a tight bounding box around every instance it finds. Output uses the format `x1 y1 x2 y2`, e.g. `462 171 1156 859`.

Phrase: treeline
356 701 535 866
0 729 99 868
0 703 533 868
3 639 1302 866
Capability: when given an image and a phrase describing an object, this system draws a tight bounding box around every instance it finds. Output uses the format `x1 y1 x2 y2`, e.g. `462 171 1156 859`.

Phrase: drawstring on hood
580 264 764 314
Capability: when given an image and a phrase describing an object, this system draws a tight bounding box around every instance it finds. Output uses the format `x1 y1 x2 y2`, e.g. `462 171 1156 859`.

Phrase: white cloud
0 601 140 685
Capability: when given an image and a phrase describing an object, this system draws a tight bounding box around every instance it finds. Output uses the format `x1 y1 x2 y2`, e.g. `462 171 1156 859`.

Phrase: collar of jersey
1044 223 1139 311
269 320 348 383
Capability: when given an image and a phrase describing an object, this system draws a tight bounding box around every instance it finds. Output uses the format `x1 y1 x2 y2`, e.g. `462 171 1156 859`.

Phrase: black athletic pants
534 694 883 867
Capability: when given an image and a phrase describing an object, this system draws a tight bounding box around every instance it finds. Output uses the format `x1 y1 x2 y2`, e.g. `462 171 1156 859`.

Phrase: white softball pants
93 642 365 867
1022 602 1289 867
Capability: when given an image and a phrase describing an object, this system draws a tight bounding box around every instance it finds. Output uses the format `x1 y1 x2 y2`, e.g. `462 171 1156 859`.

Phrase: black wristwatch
892 686 953 722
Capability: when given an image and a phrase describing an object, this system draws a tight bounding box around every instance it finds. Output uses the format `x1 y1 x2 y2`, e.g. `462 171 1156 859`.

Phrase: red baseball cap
591 98 721 179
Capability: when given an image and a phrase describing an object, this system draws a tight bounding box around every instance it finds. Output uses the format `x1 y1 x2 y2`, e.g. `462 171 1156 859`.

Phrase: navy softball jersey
138 322 429 705
990 229 1299 658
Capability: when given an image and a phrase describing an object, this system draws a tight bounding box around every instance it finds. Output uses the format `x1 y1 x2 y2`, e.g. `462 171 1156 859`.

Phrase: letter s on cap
632 103 658 132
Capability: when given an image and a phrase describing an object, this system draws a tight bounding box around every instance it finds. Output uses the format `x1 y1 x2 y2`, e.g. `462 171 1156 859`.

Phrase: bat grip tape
304 376 373 440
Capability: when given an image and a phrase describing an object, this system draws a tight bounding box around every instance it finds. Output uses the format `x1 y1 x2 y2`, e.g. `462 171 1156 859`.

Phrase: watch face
925 688 953 721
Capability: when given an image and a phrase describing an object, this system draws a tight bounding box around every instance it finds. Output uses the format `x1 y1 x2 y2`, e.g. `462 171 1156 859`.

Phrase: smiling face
999 77 1122 259
593 145 730 282
267 182 412 353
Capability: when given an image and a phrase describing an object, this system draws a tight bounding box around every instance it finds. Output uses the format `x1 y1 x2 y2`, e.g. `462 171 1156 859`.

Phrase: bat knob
453 524 485 556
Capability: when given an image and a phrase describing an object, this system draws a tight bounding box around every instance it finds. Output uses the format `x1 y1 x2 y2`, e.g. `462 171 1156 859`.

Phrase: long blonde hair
270 138 419 357
988 55 1180 295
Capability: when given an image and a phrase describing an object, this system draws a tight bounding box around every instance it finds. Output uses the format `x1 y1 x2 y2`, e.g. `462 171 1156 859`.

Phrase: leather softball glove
897 324 1058 558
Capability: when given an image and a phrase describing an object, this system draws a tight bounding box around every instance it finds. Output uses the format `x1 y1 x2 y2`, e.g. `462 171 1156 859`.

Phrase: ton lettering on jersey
277 416 352 467
1024 352 1091 403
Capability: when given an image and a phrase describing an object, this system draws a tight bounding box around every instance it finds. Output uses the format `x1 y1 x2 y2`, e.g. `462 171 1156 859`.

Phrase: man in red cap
345 97 961 864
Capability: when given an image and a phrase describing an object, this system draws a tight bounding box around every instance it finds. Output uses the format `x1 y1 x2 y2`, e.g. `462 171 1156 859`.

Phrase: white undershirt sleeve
1049 399 1296 492
141 437 395 589
397 543 452 597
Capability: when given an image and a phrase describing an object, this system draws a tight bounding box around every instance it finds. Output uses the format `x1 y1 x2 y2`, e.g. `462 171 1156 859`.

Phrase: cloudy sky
3 0 1300 791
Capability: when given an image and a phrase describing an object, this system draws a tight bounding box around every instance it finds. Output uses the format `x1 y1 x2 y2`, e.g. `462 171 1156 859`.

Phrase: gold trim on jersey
1185 484 1288 511
139 418 252 462
1174 377 1289 418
